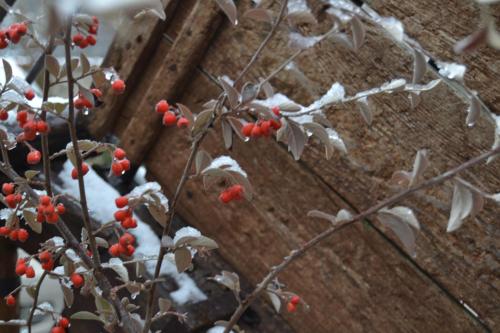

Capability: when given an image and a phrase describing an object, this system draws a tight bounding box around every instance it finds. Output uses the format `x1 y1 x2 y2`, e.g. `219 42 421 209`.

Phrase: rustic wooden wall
89 0 500 332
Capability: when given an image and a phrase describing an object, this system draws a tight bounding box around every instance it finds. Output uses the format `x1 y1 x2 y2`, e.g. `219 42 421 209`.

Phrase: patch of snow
133 165 147 185
378 17 405 41
288 0 310 13
57 160 207 304
205 155 247 177
310 82 345 109
207 326 234 333
289 32 322 49
173 226 202 245
437 61 467 81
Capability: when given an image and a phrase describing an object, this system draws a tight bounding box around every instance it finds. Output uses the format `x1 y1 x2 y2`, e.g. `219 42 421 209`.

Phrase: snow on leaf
288 32 322 49
379 17 405 41
377 209 418 257
308 208 353 226
466 93 481 127
267 291 282 313
211 271 240 293
378 206 420 230
437 61 466 81
447 182 474 232
381 78 407 92
103 258 129 282
204 155 247 177
326 128 347 154
310 82 345 109
173 226 202 247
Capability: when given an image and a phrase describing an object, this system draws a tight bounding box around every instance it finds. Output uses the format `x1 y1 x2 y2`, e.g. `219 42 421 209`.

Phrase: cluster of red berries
39 250 55 271
0 22 28 48
72 16 99 49
219 184 244 204
71 272 84 288
36 195 65 224
113 196 137 229
111 79 126 94
16 110 49 142
242 106 282 139
15 258 35 278
71 162 90 179
74 93 94 110
286 295 301 313
155 100 190 128
2 182 22 208
51 317 70 333
109 232 135 257
0 226 29 242
111 148 131 176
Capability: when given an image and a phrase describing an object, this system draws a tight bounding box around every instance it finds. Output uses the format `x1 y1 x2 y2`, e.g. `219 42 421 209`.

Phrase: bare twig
41 35 55 197
223 145 500 332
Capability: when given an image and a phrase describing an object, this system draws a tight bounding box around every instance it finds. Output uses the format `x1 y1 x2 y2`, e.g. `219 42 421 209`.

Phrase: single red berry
36 212 45 223
44 204 55 215
41 259 54 271
91 88 103 98
0 109 8 121
114 209 130 222
5 294 15 306
290 295 300 305
56 203 66 215
0 226 10 236
46 212 59 224
16 22 27 35
71 163 90 179
16 110 28 125
219 191 232 204
114 148 126 160
0 39 8 49
270 119 281 130
121 217 137 229
39 250 52 262
228 184 244 200
15 263 26 276
111 162 123 176
162 111 177 126
125 245 135 256
111 80 125 94
260 120 271 137
14 194 22 203
17 228 29 242
88 24 98 35
115 196 128 208
27 150 41 165
2 182 14 195
272 106 281 116
24 89 35 101
287 302 297 313
72 34 84 45
51 326 65 333
59 317 70 329
36 120 49 133
119 233 135 246
25 266 35 278
109 243 121 257
78 38 89 49
71 273 84 288
119 159 130 171
251 125 262 138
40 195 51 206
74 97 86 110
155 100 169 113
5 194 18 208
177 117 190 128
242 123 254 137
86 35 96 46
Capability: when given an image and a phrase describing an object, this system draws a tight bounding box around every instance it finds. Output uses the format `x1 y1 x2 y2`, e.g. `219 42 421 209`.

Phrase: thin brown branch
223 145 500 333
41 35 55 197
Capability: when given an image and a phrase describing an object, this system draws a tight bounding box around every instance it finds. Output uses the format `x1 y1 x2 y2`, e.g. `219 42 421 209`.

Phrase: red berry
0 109 8 121
91 88 102 98
109 243 121 257
125 245 135 256
114 209 130 222
16 22 27 35
121 217 137 229
17 228 29 242
114 148 126 160
0 226 10 236
72 34 84 45
24 89 35 100
2 183 14 195
36 120 49 133
162 111 177 126
74 97 86 110
251 125 262 138
272 106 281 116
177 117 190 128
78 38 89 49
260 121 271 137
219 191 232 204
287 302 297 313
155 100 169 113
39 250 52 262
51 326 65 333
86 35 96 46
290 295 300 305
0 39 8 49
119 233 135 246
15 263 26 276
119 159 130 171
228 184 244 200
25 266 35 278
111 162 123 176
41 259 54 271
40 195 51 206
71 273 84 288
71 163 89 179
5 295 15 306
5 194 17 208
111 80 125 94
46 212 59 224
56 203 66 215
88 24 98 35
270 119 281 130
115 196 128 208
59 317 70 328
242 123 254 137
27 150 41 165
16 110 28 125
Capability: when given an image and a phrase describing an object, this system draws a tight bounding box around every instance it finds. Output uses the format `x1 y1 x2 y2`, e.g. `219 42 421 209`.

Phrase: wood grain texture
98 0 499 331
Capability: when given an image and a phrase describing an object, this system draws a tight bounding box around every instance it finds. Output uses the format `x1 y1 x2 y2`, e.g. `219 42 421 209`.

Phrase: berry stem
41 34 54 197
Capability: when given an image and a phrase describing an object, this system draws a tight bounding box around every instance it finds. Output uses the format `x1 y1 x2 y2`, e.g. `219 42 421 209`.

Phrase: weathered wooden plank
116 0 224 163
89 0 178 139
367 0 500 114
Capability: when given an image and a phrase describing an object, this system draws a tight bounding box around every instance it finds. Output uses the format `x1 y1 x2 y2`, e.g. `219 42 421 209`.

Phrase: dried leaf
195 150 212 175
466 93 481 127
355 96 372 126
412 49 426 83
378 206 420 230
176 103 194 129
351 15 365 51
240 82 259 104
192 109 214 138
267 291 282 313
409 149 429 187
71 311 104 323
219 77 239 109
215 0 238 25
158 298 171 313
45 55 60 78
174 247 192 273
61 283 74 308
303 122 334 159
447 182 473 232
23 209 41 234
80 53 90 75
2 59 12 83
377 210 417 257
222 119 233 149
287 121 306 160
211 271 240 293
24 170 40 180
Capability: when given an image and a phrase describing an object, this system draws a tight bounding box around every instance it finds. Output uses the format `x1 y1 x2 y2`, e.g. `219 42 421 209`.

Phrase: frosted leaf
466 93 481 127
378 206 420 230
103 258 129 282
379 17 404 41
204 155 247 177
34 301 54 316
215 0 238 25
381 78 407 92
356 97 372 126
287 0 310 13
447 182 474 232
412 49 427 83
487 116 500 163
310 82 345 109
289 32 322 49
437 62 466 81
47 236 65 247
173 226 202 246
377 209 418 257
351 15 366 50
326 128 347 154
487 21 500 49
410 149 429 187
